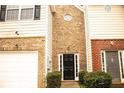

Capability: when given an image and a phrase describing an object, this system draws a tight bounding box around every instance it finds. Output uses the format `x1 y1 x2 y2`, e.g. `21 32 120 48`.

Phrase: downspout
45 5 49 87
45 5 54 87
84 5 92 72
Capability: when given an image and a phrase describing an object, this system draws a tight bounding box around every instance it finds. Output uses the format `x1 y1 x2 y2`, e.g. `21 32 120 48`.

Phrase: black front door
63 54 75 80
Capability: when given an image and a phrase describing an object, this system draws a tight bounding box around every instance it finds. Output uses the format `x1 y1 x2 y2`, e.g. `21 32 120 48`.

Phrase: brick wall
0 37 45 88
91 39 124 71
52 5 86 71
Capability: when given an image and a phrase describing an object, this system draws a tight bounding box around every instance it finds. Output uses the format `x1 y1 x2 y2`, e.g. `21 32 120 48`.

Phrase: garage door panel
0 51 38 88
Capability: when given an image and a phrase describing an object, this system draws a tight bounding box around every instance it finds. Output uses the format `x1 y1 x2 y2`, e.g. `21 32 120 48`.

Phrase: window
6 9 19 20
74 54 79 80
101 51 105 72
6 5 19 21
0 5 41 21
75 55 78 77
21 8 33 20
60 55 62 72
101 51 106 72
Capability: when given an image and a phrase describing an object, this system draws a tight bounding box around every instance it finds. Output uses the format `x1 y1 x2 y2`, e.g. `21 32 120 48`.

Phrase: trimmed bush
47 71 61 88
79 71 87 84
83 72 112 88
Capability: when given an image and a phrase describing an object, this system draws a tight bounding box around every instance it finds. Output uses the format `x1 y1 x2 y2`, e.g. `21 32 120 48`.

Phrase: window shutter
34 5 40 20
0 5 7 21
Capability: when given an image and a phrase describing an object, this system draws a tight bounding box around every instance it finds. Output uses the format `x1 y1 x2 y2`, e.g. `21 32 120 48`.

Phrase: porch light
15 31 19 35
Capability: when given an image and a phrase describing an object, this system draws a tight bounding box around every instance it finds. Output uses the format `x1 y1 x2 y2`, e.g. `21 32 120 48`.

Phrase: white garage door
0 51 38 88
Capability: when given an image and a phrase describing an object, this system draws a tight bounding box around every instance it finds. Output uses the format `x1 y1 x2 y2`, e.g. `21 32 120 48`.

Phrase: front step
112 84 124 88
61 81 80 88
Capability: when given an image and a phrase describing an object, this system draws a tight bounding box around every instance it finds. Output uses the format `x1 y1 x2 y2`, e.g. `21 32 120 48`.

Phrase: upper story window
21 8 33 20
6 5 19 21
0 5 41 21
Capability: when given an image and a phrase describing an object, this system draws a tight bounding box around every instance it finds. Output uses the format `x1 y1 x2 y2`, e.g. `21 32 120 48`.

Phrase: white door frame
58 54 64 80
58 53 79 81
118 50 124 83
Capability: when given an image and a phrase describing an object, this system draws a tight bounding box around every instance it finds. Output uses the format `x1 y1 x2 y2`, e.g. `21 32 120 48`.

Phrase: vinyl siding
0 5 48 38
88 5 124 39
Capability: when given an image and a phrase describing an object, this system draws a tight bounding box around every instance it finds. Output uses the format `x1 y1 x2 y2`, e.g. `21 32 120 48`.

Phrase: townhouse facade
52 5 86 80
0 5 124 88
88 5 124 84
0 5 52 88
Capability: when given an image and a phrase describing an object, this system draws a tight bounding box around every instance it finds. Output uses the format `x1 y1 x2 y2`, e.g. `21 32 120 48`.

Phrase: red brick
91 39 124 71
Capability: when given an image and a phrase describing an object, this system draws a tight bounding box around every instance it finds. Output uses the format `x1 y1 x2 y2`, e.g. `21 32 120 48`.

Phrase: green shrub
79 71 87 84
47 71 61 88
83 72 112 88
96 72 112 88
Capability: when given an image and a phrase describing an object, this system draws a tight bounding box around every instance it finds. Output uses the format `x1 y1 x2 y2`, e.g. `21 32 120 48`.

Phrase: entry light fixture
15 31 19 35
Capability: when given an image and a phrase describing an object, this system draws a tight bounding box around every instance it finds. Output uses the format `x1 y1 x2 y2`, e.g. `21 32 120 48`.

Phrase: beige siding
88 5 124 39
0 5 48 38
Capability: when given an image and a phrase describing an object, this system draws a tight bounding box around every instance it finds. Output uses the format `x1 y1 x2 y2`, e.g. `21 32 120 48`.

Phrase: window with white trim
0 5 41 21
21 8 33 20
6 9 19 20
6 5 19 21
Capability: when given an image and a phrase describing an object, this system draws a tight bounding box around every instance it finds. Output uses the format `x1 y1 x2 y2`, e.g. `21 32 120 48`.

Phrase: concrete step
112 84 124 88
61 81 80 88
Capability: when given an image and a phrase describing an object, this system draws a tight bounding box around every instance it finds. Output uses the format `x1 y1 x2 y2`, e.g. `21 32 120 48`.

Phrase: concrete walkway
61 81 80 88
